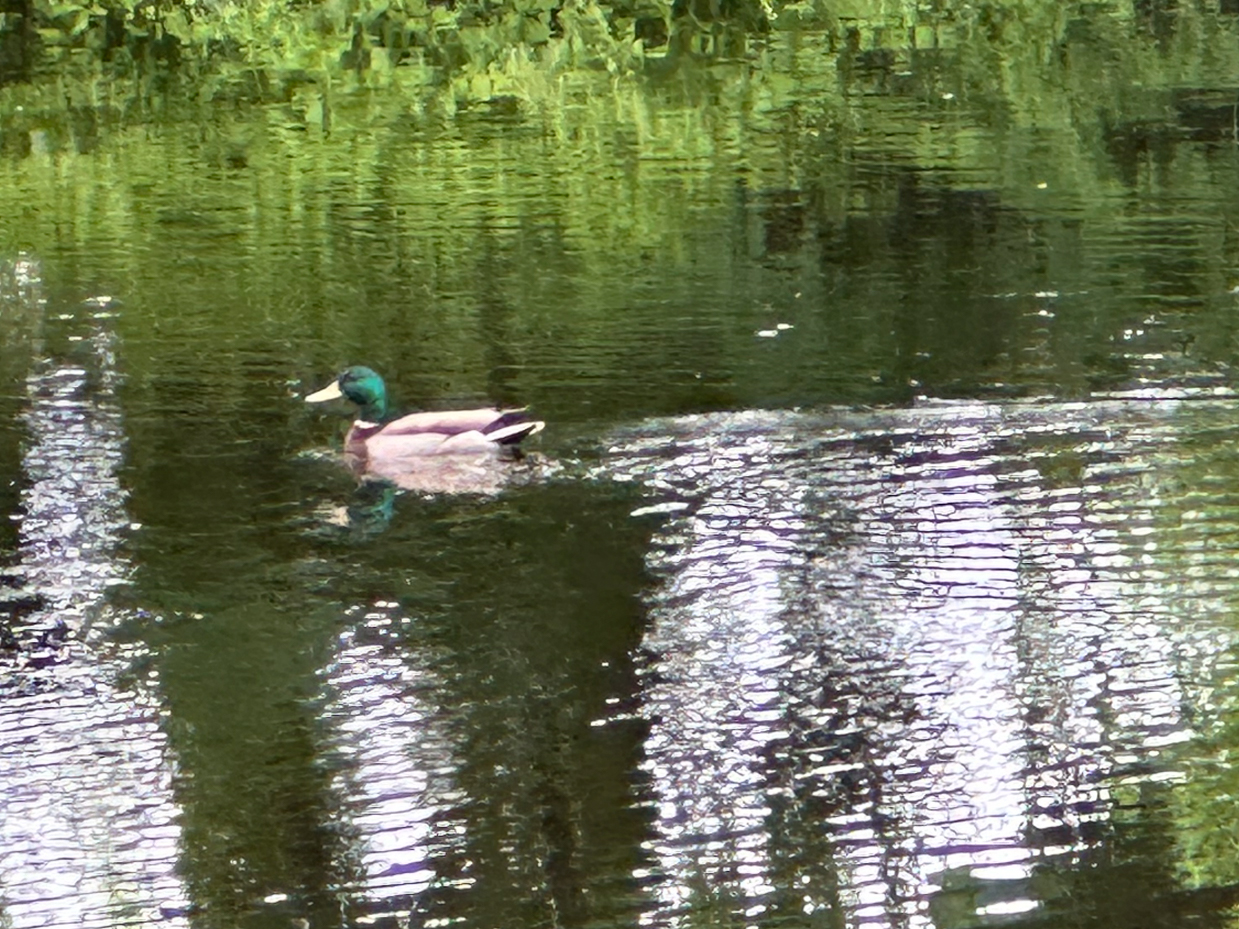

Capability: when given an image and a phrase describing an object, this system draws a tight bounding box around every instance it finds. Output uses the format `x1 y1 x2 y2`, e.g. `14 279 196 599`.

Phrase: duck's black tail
483 410 546 446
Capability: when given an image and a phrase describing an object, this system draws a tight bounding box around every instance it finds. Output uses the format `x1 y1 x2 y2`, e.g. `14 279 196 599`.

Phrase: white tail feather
487 421 545 444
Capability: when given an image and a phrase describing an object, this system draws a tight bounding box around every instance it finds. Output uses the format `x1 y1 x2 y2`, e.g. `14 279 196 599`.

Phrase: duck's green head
305 366 388 421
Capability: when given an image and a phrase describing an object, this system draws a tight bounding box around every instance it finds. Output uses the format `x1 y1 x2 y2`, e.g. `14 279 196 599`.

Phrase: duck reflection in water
305 366 545 496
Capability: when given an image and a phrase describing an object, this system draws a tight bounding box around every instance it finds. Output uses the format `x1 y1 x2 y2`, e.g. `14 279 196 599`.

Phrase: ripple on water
0 264 188 929
318 606 470 923
599 395 1239 928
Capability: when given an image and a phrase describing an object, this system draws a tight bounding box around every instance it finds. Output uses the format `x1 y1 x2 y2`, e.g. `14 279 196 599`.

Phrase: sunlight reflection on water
0 260 188 929
601 396 1239 927
321 604 469 922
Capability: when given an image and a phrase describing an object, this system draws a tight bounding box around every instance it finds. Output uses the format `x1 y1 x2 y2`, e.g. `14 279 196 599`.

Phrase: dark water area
7 8 1239 928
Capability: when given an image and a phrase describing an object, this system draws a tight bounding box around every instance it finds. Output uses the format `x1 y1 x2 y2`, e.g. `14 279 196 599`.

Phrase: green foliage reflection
7 0 773 102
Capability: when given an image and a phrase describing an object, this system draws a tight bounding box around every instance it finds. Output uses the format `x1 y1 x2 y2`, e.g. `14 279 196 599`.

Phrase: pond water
7 8 1239 929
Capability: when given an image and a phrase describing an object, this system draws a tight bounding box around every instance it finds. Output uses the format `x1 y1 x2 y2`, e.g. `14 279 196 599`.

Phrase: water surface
6 10 1239 928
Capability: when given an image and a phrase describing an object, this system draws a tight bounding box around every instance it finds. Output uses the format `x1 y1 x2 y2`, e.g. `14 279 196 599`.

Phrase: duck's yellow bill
305 381 344 403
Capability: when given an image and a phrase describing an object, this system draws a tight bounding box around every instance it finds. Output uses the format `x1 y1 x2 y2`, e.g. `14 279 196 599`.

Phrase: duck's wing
378 408 521 437
364 422 543 462
363 428 495 458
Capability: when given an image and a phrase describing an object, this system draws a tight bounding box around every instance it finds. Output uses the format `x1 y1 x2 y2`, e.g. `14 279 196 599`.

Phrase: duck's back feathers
373 408 540 439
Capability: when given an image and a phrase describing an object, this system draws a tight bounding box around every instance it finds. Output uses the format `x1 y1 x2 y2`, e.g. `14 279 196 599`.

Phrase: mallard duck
305 366 544 492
